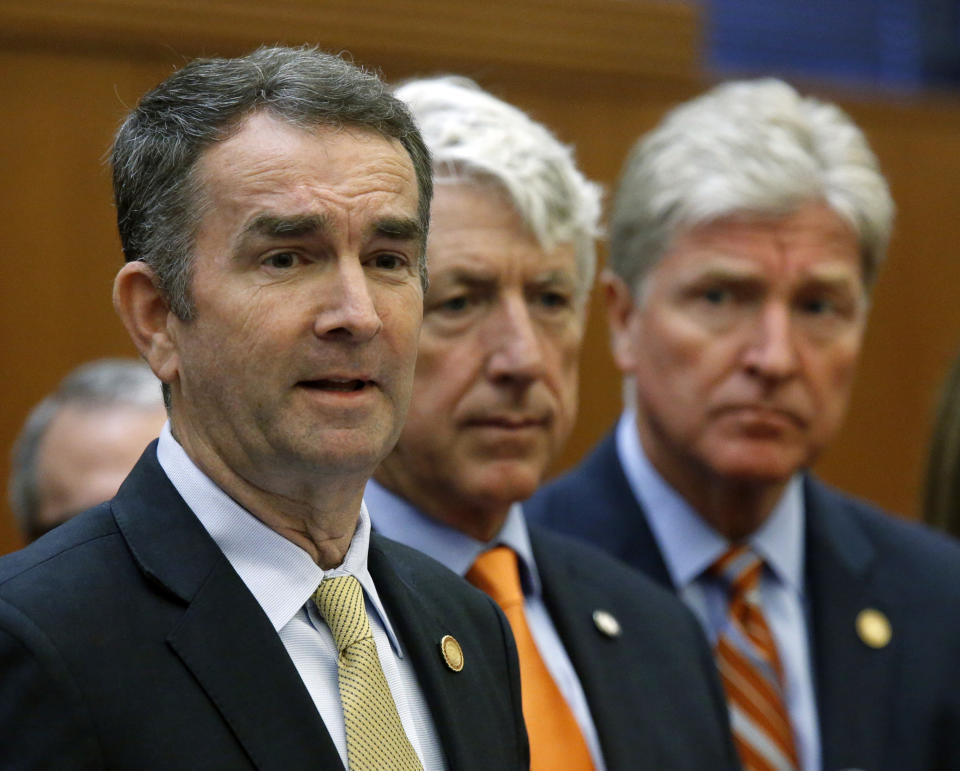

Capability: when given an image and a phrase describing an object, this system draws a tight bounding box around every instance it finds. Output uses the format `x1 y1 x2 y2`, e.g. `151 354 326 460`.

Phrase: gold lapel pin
440 634 464 672
856 608 891 649
592 609 622 638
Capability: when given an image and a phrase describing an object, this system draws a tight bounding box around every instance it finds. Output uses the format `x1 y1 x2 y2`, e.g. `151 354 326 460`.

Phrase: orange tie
711 545 799 771
467 546 594 771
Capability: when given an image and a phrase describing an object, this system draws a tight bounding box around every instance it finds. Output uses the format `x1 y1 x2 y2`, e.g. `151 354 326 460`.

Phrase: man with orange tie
367 76 739 771
526 78 960 771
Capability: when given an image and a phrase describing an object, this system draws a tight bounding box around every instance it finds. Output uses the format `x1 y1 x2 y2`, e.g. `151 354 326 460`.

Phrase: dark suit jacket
526 524 739 770
526 430 960 771
0 446 528 770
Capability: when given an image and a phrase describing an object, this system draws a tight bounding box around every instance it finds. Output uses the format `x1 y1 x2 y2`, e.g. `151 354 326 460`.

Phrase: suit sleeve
0 598 102 770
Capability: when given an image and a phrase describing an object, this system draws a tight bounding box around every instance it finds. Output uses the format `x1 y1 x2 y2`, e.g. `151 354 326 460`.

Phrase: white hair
394 76 603 299
610 78 895 294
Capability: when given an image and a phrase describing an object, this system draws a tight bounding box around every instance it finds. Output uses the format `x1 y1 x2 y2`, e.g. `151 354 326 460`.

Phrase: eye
370 252 408 270
440 295 470 313
535 290 572 310
702 287 730 304
800 297 832 315
263 252 299 270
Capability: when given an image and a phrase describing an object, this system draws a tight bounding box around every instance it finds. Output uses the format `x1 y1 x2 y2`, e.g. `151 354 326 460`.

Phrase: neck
373 469 509 543
637 434 786 542
172 424 365 568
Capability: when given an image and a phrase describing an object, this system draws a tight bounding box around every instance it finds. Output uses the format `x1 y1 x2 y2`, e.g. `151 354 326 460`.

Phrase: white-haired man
528 78 960 771
367 76 739 771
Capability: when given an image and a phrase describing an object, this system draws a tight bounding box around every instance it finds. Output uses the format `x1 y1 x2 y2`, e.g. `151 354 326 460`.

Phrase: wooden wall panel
2 0 959 556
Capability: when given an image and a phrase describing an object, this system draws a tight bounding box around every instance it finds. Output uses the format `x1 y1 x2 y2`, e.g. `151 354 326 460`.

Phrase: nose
485 294 546 386
313 259 382 342
742 302 798 381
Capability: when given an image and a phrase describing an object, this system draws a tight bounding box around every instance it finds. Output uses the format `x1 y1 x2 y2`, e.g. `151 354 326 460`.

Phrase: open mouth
299 379 370 392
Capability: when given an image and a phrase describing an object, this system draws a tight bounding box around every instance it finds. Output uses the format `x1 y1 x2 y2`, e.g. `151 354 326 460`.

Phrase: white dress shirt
156 423 446 770
365 479 607 771
615 410 820 771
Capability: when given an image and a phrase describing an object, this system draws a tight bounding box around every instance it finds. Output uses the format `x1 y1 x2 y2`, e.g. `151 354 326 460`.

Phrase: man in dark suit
527 78 960 771
0 47 527 770
367 76 739 771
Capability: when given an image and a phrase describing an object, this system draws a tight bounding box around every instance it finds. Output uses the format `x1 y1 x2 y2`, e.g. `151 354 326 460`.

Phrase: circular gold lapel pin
440 634 464 672
592 609 622 638
856 608 891 649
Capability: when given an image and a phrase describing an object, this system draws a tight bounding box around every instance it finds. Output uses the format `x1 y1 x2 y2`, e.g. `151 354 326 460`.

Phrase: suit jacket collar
368 536 491 771
580 432 674 586
114 444 518 771
528 526 657 769
803 477 893 771
112 443 343 770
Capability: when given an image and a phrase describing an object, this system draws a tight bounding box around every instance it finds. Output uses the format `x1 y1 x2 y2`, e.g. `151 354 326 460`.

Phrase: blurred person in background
369 75 739 771
528 78 960 771
923 347 960 539
8 358 165 542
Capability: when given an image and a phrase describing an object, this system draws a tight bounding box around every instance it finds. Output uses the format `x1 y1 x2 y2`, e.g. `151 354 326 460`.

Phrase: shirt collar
615 410 805 594
365 479 542 596
156 422 404 654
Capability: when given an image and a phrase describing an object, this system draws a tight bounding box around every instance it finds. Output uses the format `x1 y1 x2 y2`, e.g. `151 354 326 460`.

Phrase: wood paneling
2 1 959 555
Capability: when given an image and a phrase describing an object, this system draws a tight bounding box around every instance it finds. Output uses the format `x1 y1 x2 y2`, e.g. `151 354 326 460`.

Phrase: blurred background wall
2 0 960 553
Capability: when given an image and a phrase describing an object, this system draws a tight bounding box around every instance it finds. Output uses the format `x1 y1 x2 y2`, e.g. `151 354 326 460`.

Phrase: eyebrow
239 213 423 245
373 216 422 240
241 213 329 242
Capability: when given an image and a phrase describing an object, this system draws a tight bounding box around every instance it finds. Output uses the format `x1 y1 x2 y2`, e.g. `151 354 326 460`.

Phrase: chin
469 462 543 507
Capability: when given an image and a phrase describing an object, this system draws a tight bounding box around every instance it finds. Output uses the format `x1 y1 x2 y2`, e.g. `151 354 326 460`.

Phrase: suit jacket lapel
804 477 894 771
113 446 343 771
367 537 478 770
530 530 657 768
585 434 674 588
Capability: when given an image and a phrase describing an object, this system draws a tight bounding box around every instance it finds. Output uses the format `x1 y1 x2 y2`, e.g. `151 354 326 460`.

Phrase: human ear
113 261 180 385
602 270 640 374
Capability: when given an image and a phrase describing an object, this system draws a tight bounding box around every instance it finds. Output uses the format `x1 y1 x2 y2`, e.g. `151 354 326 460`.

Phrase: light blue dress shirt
365 479 607 771
156 424 446 770
615 410 820 771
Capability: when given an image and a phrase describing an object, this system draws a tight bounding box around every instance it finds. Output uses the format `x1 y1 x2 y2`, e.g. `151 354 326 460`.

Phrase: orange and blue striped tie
710 545 799 771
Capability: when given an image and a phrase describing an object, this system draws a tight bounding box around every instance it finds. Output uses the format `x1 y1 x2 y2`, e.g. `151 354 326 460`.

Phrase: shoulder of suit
527 523 692 619
0 503 118 589
807 476 960 591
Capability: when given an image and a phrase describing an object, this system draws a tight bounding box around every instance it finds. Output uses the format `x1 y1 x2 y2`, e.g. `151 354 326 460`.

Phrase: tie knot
466 546 524 609
314 574 372 653
709 544 763 602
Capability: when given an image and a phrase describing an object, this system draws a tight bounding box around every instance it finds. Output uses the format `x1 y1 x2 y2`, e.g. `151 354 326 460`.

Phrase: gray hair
112 45 433 320
393 76 602 302
8 359 163 536
610 78 894 295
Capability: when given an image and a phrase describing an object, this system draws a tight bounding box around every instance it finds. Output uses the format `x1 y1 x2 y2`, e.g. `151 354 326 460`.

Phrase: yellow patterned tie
314 575 424 771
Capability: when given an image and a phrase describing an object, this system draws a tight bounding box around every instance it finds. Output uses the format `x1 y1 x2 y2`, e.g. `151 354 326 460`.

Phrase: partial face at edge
32 404 167 539
377 182 585 524
609 202 868 489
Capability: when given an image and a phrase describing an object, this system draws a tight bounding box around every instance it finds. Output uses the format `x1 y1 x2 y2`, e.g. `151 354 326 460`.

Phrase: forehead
194 112 418 218
427 182 577 279
655 203 863 286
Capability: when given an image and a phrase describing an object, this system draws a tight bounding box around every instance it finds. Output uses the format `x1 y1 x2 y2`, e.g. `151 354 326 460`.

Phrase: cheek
549 330 583 425
410 334 481 415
